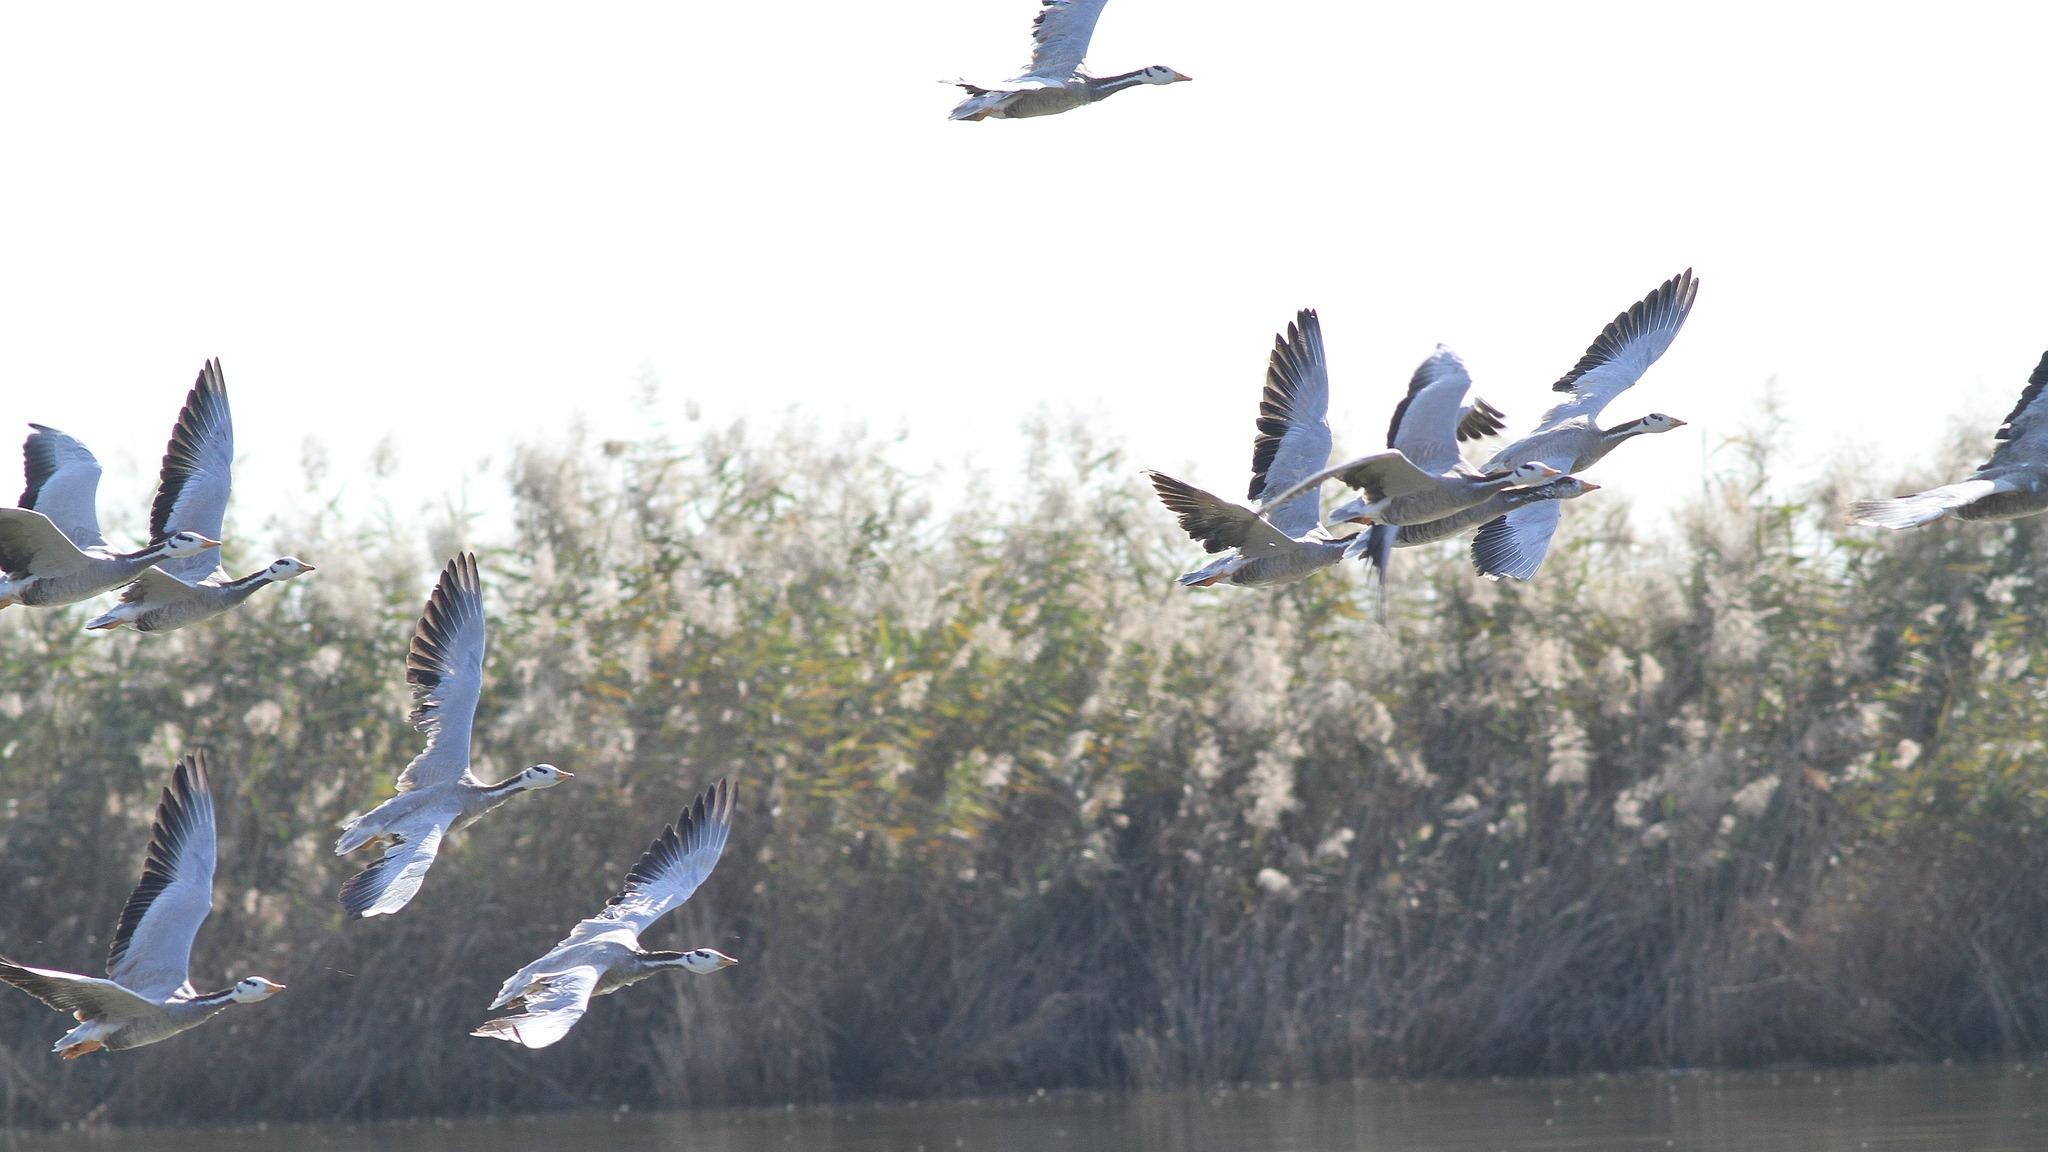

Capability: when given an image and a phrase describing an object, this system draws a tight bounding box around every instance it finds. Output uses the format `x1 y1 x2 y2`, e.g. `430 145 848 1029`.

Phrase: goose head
230 977 287 1003
1637 413 1687 433
1140 65 1192 84
682 948 739 974
154 531 222 559
517 762 575 790
262 557 317 582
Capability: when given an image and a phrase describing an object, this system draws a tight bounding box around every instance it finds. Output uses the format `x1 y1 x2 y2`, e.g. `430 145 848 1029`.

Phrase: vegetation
3 414 2047 1129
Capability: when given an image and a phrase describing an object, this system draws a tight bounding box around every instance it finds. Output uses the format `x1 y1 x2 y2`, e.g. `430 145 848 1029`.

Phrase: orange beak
555 769 576 779
1171 71 1193 82
717 955 739 969
1577 481 1602 493
198 536 223 547
300 563 319 572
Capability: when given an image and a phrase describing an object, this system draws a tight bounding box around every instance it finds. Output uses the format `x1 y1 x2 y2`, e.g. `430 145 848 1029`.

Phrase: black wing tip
149 361 234 537
108 753 215 974
20 425 95 510
1456 398 1508 442
1470 514 1536 580
406 552 484 703
1993 350 2048 440
337 860 389 918
611 777 735 907
1550 268 1700 394
1248 309 1327 499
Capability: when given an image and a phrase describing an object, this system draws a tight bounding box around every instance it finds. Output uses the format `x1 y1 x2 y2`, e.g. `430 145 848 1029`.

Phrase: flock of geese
2 495 738 1053
2 0 2046 1076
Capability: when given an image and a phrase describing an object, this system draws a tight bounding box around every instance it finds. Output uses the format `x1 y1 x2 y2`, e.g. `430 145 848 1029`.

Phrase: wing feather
338 822 447 919
149 360 234 583
0 960 158 1020
1148 472 1294 553
1472 499 1567 581
106 754 216 1001
394 553 487 792
1544 269 1699 421
19 425 105 549
1246 310 1333 538
471 965 599 1049
1386 346 1478 475
575 778 736 940
1983 351 2048 468
0 508 92 577
1023 0 1111 80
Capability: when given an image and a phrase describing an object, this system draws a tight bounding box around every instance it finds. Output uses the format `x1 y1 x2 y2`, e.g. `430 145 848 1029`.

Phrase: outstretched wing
393 553 487 792
1148 472 1295 553
574 778 735 940
471 965 600 1049
0 508 93 578
1022 0 1110 80
1982 351 2048 470
0 959 159 1020
1541 269 1698 423
106 754 216 1001
20 425 105 549
1386 345 1480 475
1247 310 1334 539
338 822 447 919
150 360 234 584
1472 499 1566 582
1457 399 1508 443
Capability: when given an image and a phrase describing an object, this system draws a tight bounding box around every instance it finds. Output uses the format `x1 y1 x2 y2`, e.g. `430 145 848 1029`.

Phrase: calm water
7 1064 2047 1151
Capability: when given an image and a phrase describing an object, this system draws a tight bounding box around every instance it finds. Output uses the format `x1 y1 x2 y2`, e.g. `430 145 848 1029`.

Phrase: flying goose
1467 269 1697 581
1264 347 1561 533
80 361 317 631
474 778 738 1049
0 753 285 1058
0 384 227 610
334 553 574 919
1850 351 2048 529
949 0 1189 121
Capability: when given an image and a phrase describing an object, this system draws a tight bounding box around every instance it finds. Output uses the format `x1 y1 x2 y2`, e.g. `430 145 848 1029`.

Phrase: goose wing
0 960 159 1020
149 360 233 584
471 965 600 1049
1260 450 1439 514
1386 346 1479 475
1021 0 1111 80
19 425 105 549
337 821 447 919
570 778 735 941
393 554 486 792
1247 310 1334 539
1148 472 1294 552
1981 351 2048 470
0 508 93 578
105 755 216 1002
1540 269 1699 423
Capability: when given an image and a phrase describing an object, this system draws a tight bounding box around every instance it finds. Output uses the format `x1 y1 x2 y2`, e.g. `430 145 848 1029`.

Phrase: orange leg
59 1040 105 1060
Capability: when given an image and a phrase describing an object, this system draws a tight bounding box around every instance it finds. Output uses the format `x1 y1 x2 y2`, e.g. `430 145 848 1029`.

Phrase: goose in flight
335 553 574 918
0 753 285 1058
1264 347 1560 533
1467 270 1697 581
949 0 1189 121
0 390 225 611
80 360 317 632
475 778 738 1049
1850 351 2048 530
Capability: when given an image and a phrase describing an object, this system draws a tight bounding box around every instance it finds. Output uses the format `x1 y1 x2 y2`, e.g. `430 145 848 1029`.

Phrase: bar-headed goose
0 380 226 610
949 0 1188 121
1850 351 2048 529
1264 347 1561 533
474 778 738 1049
1468 269 1697 580
82 360 317 631
0 753 285 1058
335 553 574 919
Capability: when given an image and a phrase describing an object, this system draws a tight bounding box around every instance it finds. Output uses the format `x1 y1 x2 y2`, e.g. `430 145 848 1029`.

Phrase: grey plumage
334 553 572 918
949 0 1189 121
1851 350 2048 530
1470 270 1698 580
0 754 284 1058
474 779 738 1049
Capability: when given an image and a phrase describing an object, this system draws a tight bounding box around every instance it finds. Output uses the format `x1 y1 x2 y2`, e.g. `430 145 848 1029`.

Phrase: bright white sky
4 2 2047 557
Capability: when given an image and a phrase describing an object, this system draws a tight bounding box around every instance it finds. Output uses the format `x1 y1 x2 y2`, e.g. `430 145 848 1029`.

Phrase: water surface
8 1063 2046 1151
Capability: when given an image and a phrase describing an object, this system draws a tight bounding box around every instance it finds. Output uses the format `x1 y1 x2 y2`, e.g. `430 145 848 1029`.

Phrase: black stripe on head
1551 269 1698 393
1249 310 1321 501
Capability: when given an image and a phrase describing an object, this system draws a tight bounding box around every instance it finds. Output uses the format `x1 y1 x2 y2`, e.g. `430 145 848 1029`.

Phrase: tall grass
3 414 2046 1128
